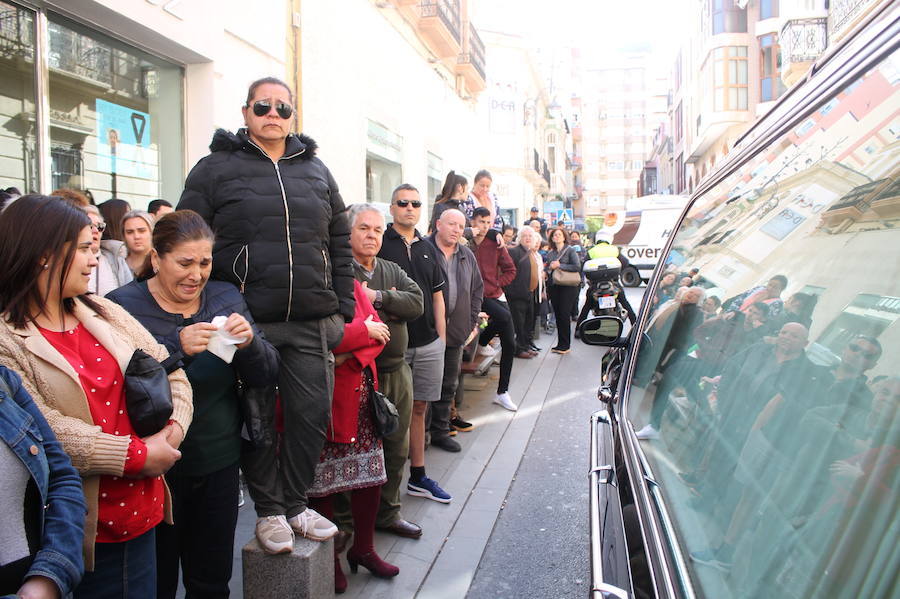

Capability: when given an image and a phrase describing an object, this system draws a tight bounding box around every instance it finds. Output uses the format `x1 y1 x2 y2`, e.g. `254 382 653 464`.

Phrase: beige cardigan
0 296 193 569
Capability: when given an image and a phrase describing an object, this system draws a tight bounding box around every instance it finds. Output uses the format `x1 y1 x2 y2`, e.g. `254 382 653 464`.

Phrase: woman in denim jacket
0 365 86 599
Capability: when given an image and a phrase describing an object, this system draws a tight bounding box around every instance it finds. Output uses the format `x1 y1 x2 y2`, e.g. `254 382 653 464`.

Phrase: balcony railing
829 0 876 39
0 7 34 61
781 17 827 68
469 22 484 66
419 0 460 43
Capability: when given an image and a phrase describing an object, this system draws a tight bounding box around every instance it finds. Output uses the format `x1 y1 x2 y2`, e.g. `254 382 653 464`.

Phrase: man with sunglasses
178 76 354 554
377 184 453 512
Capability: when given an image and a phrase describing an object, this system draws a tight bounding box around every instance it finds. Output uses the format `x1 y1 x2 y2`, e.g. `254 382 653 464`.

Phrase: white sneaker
635 424 660 440
255 515 294 554
288 508 338 542
493 392 518 412
477 344 498 357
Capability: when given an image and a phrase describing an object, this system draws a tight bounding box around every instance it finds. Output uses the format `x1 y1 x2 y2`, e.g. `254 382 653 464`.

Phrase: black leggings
548 284 580 350
478 297 516 394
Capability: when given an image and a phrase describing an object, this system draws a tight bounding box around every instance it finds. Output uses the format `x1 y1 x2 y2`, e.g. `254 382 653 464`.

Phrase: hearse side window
632 47 899 599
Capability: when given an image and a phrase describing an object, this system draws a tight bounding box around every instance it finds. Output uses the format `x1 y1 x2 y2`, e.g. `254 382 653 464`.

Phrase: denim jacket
0 366 85 598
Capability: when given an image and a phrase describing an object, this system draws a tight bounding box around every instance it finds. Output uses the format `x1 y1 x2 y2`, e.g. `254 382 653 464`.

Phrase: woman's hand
550 260 561 269
334 352 352 367
16 576 60 599
224 312 254 349
179 322 218 356
139 429 181 477
363 315 390 344
163 421 184 449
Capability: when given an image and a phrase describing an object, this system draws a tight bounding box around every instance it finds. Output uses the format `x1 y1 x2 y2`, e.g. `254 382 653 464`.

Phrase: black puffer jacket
178 129 355 323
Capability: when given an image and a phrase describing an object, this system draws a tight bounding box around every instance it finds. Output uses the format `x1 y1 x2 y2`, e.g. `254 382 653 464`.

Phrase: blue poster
95 99 154 179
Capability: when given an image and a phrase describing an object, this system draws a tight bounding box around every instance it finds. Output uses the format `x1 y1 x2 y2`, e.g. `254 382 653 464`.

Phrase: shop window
713 46 749 111
366 154 402 206
46 14 183 207
0 1 36 192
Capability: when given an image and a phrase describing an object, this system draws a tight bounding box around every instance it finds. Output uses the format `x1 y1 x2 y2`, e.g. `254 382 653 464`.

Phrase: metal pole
33 8 51 193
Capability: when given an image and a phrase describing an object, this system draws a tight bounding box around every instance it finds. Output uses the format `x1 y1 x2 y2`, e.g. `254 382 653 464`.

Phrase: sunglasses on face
395 200 422 208
250 99 293 119
848 343 878 359
91 222 106 232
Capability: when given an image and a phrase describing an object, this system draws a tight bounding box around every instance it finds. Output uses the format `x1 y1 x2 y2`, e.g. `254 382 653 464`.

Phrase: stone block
242 536 333 598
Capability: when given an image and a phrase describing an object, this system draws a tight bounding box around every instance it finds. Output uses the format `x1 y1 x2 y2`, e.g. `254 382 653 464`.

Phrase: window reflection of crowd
639 267 896 598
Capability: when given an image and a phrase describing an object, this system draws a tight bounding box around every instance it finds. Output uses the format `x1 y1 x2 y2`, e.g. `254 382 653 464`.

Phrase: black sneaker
451 416 474 432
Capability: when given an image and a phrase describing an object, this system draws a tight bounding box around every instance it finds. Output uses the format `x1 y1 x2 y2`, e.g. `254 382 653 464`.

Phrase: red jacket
328 280 385 443
473 237 516 299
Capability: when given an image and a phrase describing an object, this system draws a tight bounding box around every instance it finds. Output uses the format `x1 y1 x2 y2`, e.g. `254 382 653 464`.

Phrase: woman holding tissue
107 210 278 599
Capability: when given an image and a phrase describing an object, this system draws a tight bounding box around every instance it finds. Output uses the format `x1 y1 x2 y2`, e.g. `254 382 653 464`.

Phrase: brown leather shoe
377 519 422 539
515 351 534 359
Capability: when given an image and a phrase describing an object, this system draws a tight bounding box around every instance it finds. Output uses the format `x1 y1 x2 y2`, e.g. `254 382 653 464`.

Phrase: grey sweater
353 258 424 373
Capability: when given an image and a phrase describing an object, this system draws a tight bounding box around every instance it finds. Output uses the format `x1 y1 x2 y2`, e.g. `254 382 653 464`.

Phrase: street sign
556 209 574 225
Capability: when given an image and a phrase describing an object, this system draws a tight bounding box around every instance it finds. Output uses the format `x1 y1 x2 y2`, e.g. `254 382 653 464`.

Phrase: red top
473 236 516 299
40 324 164 542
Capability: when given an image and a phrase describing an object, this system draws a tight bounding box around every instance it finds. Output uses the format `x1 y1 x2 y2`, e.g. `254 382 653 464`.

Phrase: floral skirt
307 376 387 497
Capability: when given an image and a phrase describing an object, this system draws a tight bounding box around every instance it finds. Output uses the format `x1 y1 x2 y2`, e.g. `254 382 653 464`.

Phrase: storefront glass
0 1 36 193
47 14 183 208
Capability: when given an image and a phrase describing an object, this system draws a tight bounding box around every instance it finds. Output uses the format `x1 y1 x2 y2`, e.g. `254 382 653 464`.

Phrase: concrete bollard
242 536 334 598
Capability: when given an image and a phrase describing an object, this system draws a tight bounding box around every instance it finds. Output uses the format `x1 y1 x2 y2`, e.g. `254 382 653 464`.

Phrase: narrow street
218 286 646 599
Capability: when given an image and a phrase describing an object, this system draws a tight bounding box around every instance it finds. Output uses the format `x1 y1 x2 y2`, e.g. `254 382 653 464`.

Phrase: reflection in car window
630 49 899 598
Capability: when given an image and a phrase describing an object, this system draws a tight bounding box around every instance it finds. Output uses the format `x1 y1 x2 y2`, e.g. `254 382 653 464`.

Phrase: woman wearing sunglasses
178 77 354 553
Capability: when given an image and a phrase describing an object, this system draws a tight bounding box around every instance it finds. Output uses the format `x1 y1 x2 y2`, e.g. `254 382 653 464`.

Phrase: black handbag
366 368 399 438
123 349 174 437
238 382 277 450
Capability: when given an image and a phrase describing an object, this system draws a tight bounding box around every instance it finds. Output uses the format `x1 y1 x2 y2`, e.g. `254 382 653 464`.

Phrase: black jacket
504 244 537 301
378 225 445 348
177 129 354 323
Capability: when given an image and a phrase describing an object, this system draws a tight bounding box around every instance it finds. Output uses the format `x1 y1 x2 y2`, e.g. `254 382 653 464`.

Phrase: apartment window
713 46 749 111
759 34 786 102
760 0 778 19
711 0 747 34
675 102 683 142
608 161 624 171
674 51 682 92
676 153 684 193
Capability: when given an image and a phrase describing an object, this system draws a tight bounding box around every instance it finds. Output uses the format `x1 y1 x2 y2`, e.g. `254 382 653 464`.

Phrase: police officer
576 232 637 333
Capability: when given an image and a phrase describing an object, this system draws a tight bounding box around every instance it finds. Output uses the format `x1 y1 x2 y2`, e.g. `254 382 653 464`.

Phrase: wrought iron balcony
780 17 827 85
0 7 33 61
830 0 877 40
456 23 486 91
419 0 460 44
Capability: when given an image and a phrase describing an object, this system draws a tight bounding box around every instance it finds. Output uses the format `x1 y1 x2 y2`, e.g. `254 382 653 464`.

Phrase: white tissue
206 315 248 364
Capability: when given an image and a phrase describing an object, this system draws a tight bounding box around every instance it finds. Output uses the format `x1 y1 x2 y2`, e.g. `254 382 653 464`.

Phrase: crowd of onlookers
0 75 615 599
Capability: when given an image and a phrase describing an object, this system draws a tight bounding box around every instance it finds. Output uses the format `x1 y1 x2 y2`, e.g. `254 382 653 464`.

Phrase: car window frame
610 7 900 598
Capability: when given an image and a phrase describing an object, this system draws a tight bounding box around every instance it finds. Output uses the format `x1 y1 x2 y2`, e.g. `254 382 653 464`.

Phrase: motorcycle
582 257 629 322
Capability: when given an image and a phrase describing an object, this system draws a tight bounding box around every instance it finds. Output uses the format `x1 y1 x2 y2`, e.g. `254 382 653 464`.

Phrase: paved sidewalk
218 334 606 598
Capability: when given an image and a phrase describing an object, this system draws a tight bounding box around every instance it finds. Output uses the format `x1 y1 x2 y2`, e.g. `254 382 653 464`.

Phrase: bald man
427 209 484 442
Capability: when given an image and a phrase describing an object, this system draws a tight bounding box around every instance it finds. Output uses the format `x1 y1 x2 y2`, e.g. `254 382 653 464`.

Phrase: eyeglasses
250 99 293 120
91 222 106 232
395 200 422 208
848 343 878 359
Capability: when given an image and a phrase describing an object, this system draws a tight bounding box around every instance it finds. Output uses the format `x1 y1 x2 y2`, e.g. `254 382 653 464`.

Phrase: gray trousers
241 315 343 518
428 345 464 439
335 362 414 529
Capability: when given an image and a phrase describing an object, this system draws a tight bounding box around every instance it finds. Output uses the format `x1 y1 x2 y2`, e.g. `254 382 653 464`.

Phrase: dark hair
472 206 492 220
138 210 215 280
246 76 293 106
748 301 770 318
548 226 569 249
769 274 788 289
147 199 173 215
474 169 492 184
436 171 468 204
97 198 131 241
853 334 883 360
706 296 722 308
502 225 516 235
0 191 14 212
391 183 419 204
51 188 90 207
0 194 105 328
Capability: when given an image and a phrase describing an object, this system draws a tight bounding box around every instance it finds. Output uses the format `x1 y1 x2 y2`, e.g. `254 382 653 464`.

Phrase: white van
598 194 689 286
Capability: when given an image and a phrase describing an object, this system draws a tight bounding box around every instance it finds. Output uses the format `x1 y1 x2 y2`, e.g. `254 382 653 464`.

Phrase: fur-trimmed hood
208 128 318 160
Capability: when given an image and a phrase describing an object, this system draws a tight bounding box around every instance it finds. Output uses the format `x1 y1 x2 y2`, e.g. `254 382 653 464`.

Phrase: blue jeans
74 529 156 599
